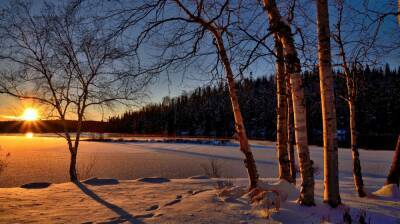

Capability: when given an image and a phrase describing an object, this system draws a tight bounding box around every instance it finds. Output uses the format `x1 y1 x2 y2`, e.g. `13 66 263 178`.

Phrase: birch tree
286 70 297 183
386 135 400 186
316 0 341 207
274 37 292 183
332 0 366 197
262 0 315 206
171 0 259 189
0 1 149 181
331 0 400 197
113 0 261 189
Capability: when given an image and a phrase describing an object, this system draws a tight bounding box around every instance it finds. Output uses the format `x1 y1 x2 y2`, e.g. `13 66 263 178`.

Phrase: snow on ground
0 178 265 224
0 177 399 223
0 135 399 223
374 184 400 198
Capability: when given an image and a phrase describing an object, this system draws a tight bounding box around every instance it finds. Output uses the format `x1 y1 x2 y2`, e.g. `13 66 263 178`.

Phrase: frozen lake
0 135 394 190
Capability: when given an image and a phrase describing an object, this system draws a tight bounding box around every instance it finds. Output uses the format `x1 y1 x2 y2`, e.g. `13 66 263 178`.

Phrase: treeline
0 120 108 133
108 65 400 150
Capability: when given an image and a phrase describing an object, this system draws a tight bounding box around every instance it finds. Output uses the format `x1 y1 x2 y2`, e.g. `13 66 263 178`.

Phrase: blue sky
0 0 399 121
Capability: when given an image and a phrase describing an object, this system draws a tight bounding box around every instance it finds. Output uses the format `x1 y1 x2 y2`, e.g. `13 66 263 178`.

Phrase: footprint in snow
145 204 159 211
164 199 181 207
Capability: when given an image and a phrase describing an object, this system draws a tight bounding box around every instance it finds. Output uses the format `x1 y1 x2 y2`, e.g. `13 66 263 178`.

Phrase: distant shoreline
0 132 396 151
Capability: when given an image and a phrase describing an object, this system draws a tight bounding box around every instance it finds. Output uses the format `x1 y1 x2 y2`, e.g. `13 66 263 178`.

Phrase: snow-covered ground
1 177 399 223
0 135 399 223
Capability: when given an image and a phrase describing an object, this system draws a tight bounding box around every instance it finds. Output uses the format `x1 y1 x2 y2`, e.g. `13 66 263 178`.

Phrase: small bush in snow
0 147 10 176
201 159 223 178
78 154 97 180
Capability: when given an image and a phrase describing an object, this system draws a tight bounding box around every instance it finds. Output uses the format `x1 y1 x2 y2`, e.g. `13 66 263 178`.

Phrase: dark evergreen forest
108 65 400 150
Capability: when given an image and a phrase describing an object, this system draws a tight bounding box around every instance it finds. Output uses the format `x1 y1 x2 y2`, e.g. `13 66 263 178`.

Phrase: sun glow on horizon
21 108 39 121
25 132 34 138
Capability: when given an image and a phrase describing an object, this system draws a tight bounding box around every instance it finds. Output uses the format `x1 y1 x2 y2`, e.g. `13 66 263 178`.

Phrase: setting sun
21 108 39 121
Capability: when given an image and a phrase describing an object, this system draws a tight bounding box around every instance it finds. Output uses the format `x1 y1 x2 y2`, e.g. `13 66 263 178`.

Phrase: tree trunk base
385 135 400 186
69 152 78 182
323 197 341 208
243 151 259 190
297 198 316 207
357 188 367 198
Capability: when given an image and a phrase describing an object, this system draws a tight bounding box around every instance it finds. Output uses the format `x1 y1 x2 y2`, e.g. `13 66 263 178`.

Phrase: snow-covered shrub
77 154 97 180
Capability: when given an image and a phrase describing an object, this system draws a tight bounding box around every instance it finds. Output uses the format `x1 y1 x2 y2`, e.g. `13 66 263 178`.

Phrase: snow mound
20 182 52 189
257 179 300 201
373 184 400 198
136 177 170 183
270 207 320 223
82 177 119 186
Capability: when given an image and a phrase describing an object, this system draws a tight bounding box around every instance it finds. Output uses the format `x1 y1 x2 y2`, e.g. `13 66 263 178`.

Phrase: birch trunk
286 71 297 183
349 98 366 196
64 128 78 182
336 11 366 197
275 36 292 182
316 0 341 207
342 48 366 197
172 0 259 190
69 147 78 182
263 0 315 206
386 135 400 186
214 33 259 190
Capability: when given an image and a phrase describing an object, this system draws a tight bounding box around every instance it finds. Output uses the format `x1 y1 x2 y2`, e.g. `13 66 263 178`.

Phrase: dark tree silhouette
0 1 150 181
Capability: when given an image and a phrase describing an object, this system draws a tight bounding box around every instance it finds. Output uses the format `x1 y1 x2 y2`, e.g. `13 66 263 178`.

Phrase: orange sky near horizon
0 74 203 122
0 95 112 121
